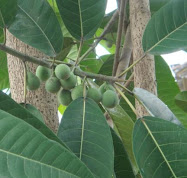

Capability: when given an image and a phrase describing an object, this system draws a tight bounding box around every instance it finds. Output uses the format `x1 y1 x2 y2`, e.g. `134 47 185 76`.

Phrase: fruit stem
115 85 138 116
23 61 27 107
118 53 146 78
115 82 133 95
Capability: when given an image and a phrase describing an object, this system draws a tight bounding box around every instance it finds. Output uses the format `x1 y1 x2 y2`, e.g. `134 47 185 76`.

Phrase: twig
115 82 133 95
78 10 119 62
0 44 124 83
23 61 27 107
112 0 127 76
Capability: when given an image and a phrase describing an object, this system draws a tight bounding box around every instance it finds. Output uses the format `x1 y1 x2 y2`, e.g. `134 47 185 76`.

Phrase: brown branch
112 0 128 76
0 43 123 83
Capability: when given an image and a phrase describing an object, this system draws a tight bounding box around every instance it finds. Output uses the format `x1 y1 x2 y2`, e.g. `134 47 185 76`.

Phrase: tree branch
0 43 123 83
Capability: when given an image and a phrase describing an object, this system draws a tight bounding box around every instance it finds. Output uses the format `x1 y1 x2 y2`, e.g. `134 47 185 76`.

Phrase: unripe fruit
60 73 77 90
55 64 71 80
36 65 51 81
99 82 115 94
102 90 118 108
87 88 102 103
45 77 61 93
71 85 84 100
106 40 113 48
58 89 72 106
27 71 40 90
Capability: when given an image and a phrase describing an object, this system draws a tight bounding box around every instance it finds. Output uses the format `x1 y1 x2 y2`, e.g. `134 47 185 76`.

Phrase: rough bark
6 31 59 133
130 0 157 117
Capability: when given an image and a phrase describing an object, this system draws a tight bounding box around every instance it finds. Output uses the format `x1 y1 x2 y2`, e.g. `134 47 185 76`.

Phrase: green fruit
102 90 118 108
27 71 40 90
55 64 71 80
45 77 61 93
106 40 113 48
60 73 77 90
99 82 115 94
58 89 72 106
87 88 102 103
36 65 51 81
71 85 84 100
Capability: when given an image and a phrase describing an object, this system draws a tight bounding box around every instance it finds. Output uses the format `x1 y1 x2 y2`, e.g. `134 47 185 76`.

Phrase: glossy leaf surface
133 116 187 178
58 98 114 178
143 0 187 54
0 110 94 178
155 56 187 127
8 0 63 57
133 88 181 126
0 91 65 147
56 0 107 40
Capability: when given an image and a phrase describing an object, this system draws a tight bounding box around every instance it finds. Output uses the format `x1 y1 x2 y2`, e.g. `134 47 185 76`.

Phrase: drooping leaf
111 129 135 178
0 91 66 147
0 0 17 28
55 37 74 61
107 105 138 175
0 51 9 90
133 116 187 177
58 98 114 178
133 88 182 126
143 0 187 54
175 91 187 112
155 56 187 127
20 103 44 123
0 109 94 178
8 0 63 57
56 0 107 40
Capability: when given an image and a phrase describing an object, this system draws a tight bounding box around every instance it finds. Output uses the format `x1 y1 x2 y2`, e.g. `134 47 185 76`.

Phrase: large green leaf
58 98 114 178
107 105 138 175
133 116 187 177
0 91 66 147
155 56 187 127
150 0 171 14
111 129 135 178
175 91 187 112
56 0 107 40
143 0 187 54
8 0 63 57
133 88 182 126
0 0 17 28
0 109 94 178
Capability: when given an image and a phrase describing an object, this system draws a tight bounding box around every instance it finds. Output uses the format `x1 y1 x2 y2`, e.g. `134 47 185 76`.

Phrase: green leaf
133 88 182 126
111 129 135 178
20 103 44 123
55 37 74 61
0 51 9 90
133 116 187 177
150 0 171 14
8 0 63 57
0 109 94 178
175 91 187 112
0 91 66 148
107 105 138 175
0 0 17 28
143 0 187 54
58 98 114 178
155 56 187 127
56 0 107 40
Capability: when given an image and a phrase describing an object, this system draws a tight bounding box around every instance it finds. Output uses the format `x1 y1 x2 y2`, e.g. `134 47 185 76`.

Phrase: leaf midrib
142 119 177 178
18 5 56 55
0 148 80 177
148 21 187 52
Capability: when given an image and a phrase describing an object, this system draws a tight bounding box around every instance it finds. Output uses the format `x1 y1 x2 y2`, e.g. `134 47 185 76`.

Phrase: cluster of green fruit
26 64 118 108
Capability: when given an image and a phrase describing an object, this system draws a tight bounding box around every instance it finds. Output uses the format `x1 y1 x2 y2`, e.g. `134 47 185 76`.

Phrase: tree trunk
130 0 157 117
6 31 59 133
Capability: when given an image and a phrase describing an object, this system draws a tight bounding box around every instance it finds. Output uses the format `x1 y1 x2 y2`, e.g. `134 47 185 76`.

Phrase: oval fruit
27 71 40 90
58 89 72 106
55 64 71 80
71 85 84 100
60 73 77 90
45 77 61 93
87 88 102 103
102 90 118 108
36 65 51 81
